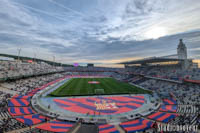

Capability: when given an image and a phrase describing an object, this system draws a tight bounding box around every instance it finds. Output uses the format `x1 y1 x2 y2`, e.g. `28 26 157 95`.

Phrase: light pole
52 55 55 68
17 48 21 62
33 53 36 75
17 48 21 73
34 53 36 63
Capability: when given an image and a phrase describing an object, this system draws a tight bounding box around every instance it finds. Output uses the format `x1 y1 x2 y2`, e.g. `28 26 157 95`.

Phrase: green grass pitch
49 78 151 97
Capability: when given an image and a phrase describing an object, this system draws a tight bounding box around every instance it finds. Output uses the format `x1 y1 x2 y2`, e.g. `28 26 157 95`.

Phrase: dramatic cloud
0 0 200 66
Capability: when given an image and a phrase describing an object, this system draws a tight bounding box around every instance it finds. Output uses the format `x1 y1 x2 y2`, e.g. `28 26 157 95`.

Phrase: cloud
0 0 200 66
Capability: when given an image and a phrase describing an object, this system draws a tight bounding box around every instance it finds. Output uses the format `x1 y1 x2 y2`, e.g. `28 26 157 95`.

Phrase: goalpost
95 89 104 94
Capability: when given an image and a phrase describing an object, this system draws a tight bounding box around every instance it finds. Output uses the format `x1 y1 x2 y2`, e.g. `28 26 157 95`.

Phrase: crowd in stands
68 65 200 81
0 69 68 132
1 73 64 95
136 79 200 105
0 60 199 132
0 60 64 79
65 66 120 72
129 75 200 132
125 66 200 81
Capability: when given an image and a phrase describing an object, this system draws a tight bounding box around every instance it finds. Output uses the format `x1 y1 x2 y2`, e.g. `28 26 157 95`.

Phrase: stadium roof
0 53 72 67
119 57 184 64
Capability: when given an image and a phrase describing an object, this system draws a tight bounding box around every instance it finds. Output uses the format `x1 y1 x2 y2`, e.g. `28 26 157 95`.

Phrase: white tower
177 39 187 60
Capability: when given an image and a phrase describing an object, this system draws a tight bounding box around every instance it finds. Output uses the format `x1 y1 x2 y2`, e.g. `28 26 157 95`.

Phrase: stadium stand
36 120 75 133
0 61 64 80
162 98 177 105
8 98 30 107
147 112 178 123
15 114 49 126
119 118 153 133
159 105 177 113
8 107 36 116
0 59 199 132
98 124 119 133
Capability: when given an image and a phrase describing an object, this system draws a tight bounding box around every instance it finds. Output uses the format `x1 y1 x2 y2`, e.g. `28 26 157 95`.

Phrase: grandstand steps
158 110 178 114
4 118 56 133
141 116 166 125
115 125 125 133
141 116 156 122
0 86 18 95
4 122 43 133
0 112 10 119
159 104 198 114
176 105 198 114
144 76 182 84
157 110 198 118
11 113 39 117
70 122 81 133
5 127 32 133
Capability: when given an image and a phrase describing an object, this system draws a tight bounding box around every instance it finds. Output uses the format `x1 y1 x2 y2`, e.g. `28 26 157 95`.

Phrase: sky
0 0 200 67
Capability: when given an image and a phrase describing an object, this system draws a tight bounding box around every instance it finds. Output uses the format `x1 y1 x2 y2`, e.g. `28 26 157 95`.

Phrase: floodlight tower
52 55 55 68
17 48 21 62
34 53 36 63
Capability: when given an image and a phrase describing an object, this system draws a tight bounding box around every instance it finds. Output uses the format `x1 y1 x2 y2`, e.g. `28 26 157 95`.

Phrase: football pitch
49 78 151 97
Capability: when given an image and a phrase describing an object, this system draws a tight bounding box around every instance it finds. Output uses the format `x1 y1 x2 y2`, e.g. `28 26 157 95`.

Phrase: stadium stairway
159 104 198 114
70 121 81 133
0 111 11 119
176 105 198 114
4 118 82 133
0 86 18 95
158 110 178 114
4 118 56 133
132 77 148 84
5 120 46 133
141 116 169 125
115 125 125 133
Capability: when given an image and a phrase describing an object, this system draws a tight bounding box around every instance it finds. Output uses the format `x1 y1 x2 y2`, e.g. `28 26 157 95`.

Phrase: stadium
0 39 199 133
0 0 200 133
